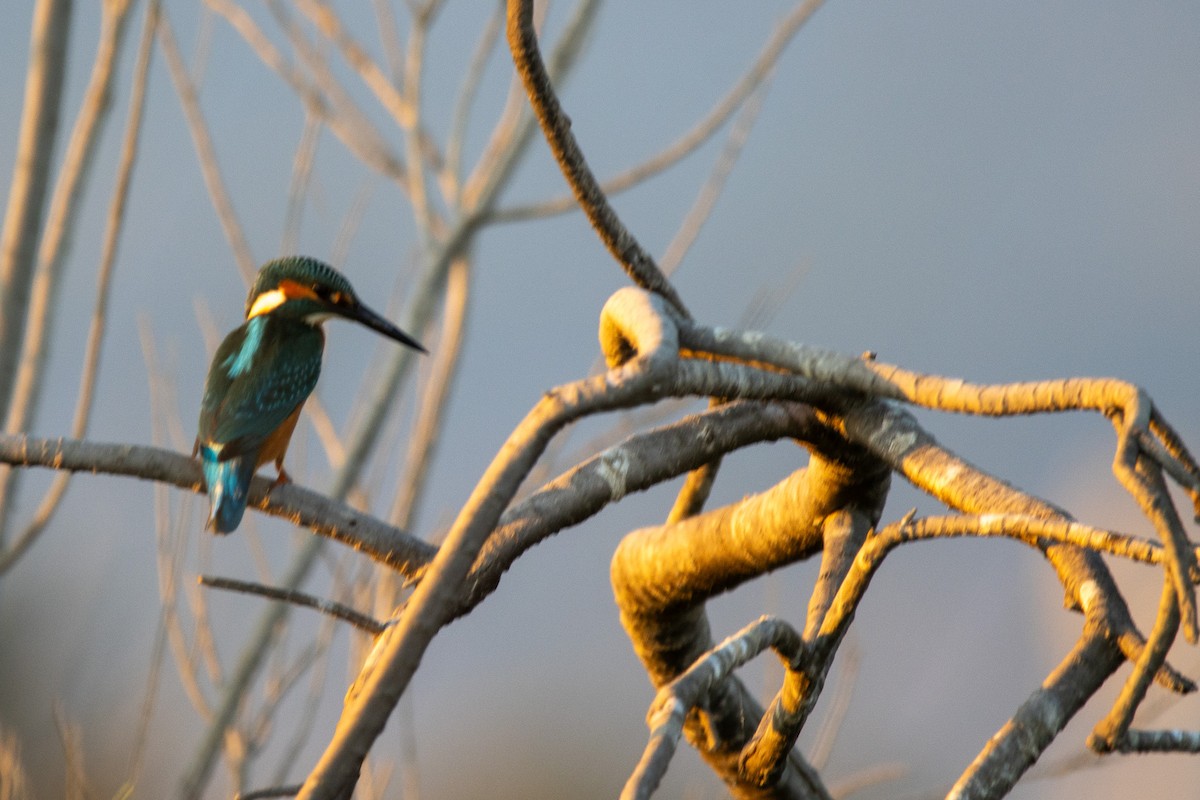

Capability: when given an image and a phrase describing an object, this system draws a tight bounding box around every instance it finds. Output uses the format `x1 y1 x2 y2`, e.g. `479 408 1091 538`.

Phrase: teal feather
197 256 424 533
197 315 323 533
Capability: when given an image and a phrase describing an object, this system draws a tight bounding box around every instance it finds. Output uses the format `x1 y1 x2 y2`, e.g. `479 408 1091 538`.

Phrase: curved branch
622 616 810 800
673 306 1200 641
504 0 691 319
460 399 825 614
492 0 825 226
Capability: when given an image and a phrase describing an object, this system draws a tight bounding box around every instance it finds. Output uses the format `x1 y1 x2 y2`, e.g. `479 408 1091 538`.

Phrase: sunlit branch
504 0 691 319
675 312 1200 641
621 616 809 800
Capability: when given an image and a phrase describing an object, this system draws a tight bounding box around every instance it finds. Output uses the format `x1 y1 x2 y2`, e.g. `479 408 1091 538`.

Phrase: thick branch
612 433 889 798
949 628 1123 799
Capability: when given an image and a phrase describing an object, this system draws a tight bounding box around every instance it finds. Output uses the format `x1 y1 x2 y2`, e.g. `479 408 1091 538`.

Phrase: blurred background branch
0 2 1197 800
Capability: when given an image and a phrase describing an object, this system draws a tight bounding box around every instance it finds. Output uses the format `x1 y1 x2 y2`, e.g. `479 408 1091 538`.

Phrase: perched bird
195 256 425 533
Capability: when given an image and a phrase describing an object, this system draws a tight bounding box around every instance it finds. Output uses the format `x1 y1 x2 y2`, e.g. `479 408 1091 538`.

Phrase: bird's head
245 256 426 352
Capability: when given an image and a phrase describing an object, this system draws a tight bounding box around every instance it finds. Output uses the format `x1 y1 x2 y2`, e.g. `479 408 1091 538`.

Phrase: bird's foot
270 464 293 492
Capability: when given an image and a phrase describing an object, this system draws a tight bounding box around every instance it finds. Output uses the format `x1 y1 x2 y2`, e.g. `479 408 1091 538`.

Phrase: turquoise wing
198 316 324 461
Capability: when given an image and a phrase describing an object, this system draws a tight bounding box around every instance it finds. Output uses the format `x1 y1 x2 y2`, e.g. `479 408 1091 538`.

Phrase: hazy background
0 2 1197 798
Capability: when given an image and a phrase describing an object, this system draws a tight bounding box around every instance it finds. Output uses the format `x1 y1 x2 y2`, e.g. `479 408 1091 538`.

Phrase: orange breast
255 403 305 469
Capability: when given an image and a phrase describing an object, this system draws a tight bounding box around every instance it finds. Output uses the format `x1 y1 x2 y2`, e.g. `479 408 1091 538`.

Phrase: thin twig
660 79 770 275
265 0 408 185
293 0 415 130
371 0 403 83
443 7 503 206
158 6 256 282
620 616 810 800
387 254 471 531
141 318 217 716
491 0 826 225
200 575 387 635
236 784 301 800
281 115 322 255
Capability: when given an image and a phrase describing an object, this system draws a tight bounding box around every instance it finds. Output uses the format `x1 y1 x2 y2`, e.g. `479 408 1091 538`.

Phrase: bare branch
200 575 387 635
949 629 1122 799
281 115 322 256
293 0 415 130
0 0 72 421
740 510 874 786
675 313 1200 641
493 0 825 226
237 784 301 800
387 255 471 531
4 0 135 440
463 399 826 615
621 616 810 800
0 433 436 575
0 0 154 574
0 728 33 800
443 7 503 205
504 0 691 319
265 0 408 186
660 81 770 276
158 6 256 282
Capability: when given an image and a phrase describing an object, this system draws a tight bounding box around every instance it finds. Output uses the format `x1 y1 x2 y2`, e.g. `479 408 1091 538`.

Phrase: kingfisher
194 256 425 533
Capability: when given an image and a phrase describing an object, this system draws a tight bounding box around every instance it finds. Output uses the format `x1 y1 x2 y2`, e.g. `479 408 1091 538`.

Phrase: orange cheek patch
279 279 320 301
248 280 323 318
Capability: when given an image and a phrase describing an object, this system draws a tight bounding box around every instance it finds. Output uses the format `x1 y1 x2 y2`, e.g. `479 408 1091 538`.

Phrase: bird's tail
201 449 257 534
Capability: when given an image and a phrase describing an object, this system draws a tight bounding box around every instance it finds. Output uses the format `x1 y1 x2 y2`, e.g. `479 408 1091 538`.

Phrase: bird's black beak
343 300 427 353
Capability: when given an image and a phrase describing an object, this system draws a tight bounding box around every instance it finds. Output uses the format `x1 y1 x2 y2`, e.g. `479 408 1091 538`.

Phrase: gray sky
0 2 1197 798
